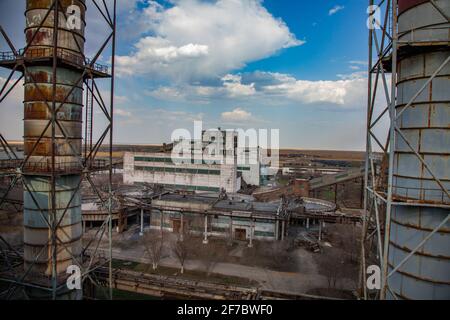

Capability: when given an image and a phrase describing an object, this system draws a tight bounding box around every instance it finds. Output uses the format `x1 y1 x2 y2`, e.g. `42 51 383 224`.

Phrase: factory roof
156 193 218 205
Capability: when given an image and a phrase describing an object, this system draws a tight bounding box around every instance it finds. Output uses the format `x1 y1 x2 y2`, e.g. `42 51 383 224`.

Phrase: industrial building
149 193 288 244
124 152 241 193
124 129 264 192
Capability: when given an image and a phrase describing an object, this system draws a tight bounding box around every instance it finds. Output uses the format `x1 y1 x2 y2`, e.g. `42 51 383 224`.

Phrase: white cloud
221 74 256 97
221 108 253 122
150 109 205 124
116 37 209 76
116 0 303 81
115 108 132 117
329 5 345 16
349 60 368 66
260 72 367 107
146 86 186 101
336 71 367 80
146 71 370 109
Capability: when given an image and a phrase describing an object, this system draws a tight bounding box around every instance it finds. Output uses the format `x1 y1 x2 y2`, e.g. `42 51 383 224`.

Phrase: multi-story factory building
123 152 241 193
124 129 265 191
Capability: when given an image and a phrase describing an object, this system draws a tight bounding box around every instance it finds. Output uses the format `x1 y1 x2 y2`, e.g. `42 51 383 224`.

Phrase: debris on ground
294 232 321 253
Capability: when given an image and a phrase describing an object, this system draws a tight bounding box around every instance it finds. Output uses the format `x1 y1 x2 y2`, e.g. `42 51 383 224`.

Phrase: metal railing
0 159 22 170
0 48 109 74
0 158 108 174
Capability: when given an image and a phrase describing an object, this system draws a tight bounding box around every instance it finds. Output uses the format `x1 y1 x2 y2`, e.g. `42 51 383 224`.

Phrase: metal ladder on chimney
84 79 94 166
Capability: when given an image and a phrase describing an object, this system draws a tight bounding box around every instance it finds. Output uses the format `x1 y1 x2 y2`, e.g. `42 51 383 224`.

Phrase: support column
180 212 184 241
306 218 310 230
275 220 280 240
334 184 338 204
203 214 208 244
229 216 233 245
139 208 144 236
318 220 322 241
160 210 163 233
281 221 285 241
248 219 254 248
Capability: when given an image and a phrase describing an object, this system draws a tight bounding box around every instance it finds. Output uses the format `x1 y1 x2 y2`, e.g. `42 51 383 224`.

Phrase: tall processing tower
23 0 87 298
362 0 449 300
0 0 116 299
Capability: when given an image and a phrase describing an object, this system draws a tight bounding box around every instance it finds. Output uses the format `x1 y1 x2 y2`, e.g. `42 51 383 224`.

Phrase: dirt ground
0 208 360 299
86 221 360 299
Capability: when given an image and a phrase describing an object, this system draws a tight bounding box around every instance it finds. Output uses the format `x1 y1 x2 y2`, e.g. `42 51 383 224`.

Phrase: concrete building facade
123 128 268 191
148 193 288 243
123 152 241 193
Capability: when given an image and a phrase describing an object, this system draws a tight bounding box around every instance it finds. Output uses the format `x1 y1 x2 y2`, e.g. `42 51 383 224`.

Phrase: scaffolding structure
360 0 450 300
0 0 117 300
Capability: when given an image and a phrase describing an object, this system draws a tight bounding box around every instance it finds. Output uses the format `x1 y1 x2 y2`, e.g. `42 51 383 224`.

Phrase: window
134 165 221 176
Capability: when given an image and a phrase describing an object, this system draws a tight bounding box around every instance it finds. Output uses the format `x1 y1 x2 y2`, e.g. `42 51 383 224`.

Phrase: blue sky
0 0 376 150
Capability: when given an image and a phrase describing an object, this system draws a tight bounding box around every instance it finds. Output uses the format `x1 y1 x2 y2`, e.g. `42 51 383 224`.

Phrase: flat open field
6 141 366 162
280 149 366 161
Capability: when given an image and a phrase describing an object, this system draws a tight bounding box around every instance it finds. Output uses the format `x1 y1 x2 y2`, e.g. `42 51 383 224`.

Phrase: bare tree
343 225 359 264
172 232 192 274
332 224 359 264
318 248 344 290
142 231 164 270
200 241 227 276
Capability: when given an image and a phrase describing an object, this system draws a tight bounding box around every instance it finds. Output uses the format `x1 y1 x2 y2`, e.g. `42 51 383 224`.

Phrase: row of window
135 165 221 175
135 156 223 165
237 166 251 171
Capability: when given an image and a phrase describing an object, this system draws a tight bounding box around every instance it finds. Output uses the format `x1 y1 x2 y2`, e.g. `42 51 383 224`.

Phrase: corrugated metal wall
388 0 450 299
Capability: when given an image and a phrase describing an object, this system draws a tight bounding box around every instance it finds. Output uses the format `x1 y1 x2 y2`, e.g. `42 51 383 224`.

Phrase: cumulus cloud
145 70 369 110
150 109 205 124
221 74 256 97
329 5 345 16
221 108 253 122
255 72 366 107
116 0 303 81
146 86 186 101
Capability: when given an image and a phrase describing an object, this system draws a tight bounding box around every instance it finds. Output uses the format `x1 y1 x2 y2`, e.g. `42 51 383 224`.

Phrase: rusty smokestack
388 0 450 299
23 0 86 298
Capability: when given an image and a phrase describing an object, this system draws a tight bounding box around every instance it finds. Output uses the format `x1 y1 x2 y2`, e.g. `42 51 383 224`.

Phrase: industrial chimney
388 0 450 299
23 0 86 298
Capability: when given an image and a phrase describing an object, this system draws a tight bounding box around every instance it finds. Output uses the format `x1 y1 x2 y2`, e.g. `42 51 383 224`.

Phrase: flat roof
157 193 218 205
155 193 280 216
